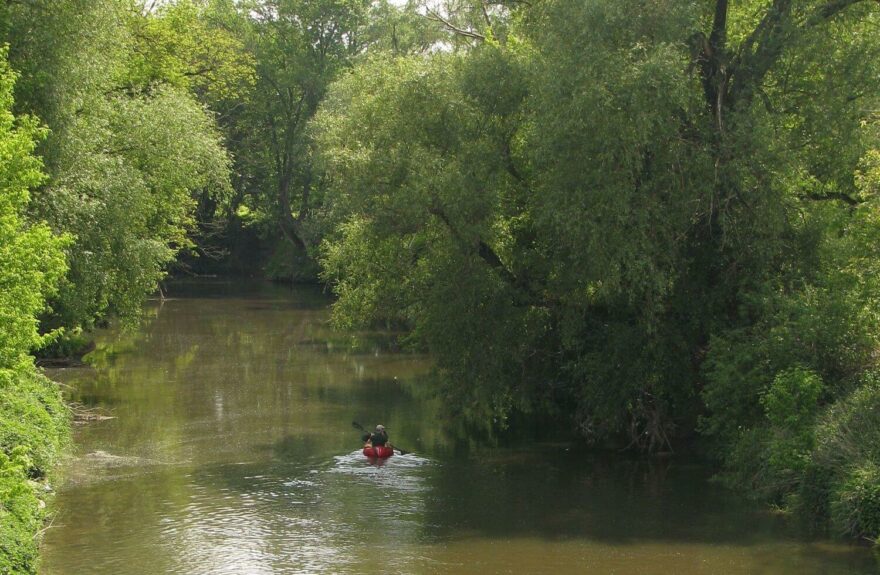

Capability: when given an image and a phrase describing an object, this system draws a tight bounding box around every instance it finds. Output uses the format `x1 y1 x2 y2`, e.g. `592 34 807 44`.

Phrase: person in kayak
368 424 388 447
362 424 393 458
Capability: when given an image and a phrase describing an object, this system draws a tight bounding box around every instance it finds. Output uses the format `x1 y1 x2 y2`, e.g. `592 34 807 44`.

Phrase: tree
0 48 66 369
0 47 69 575
3 0 233 328
314 0 880 454
222 0 370 282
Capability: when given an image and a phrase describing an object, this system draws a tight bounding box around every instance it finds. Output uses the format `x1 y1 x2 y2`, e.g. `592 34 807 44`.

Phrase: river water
40 281 876 574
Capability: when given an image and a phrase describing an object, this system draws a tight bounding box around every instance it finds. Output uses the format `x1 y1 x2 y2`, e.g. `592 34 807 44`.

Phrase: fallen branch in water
69 403 116 424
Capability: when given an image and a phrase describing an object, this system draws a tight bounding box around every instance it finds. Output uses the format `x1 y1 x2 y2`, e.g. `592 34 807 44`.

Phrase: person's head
375 424 386 433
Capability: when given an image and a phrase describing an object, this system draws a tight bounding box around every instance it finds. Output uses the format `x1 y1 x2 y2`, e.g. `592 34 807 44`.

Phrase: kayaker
370 424 388 447
361 424 393 458
361 424 388 446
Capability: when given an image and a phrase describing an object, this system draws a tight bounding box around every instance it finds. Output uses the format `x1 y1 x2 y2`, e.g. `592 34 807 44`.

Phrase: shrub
831 462 880 540
0 447 42 575
813 375 880 479
717 367 823 501
809 377 880 539
760 368 823 486
0 365 69 477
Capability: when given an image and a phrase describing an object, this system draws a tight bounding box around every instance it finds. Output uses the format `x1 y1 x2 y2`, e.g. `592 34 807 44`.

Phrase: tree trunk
277 172 306 250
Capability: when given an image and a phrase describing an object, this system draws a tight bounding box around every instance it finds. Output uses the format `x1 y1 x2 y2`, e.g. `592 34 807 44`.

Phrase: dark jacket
370 430 388 446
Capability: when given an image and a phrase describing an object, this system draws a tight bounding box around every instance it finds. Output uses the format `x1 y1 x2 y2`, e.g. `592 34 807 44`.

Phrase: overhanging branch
424 7 486 41
427 204 517 286
799 191 861 206
806 0 880 26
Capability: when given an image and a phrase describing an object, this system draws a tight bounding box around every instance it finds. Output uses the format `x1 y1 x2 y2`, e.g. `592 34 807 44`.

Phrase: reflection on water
40 281 876 575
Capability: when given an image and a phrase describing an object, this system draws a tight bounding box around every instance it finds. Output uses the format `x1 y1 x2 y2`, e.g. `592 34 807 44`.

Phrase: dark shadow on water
163 278 330 309
414 443 874 575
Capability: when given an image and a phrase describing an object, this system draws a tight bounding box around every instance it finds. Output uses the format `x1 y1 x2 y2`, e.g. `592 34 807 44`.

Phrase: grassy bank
0 363 69 574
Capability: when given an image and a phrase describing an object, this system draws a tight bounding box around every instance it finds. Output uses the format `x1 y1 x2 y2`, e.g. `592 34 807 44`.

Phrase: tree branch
806 0 879 26
727 0 792 109
709 0 728 53
480 2 493 31
427 204 516 285
424 7 486 41
799 191 861 206
694 0 729 129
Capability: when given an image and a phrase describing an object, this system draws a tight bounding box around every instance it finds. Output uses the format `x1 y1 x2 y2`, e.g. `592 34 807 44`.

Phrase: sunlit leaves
3 0 233 328
0 50 67 367
127 0 257 104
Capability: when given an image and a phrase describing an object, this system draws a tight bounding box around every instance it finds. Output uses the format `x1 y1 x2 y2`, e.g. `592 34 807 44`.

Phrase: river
40 281 876 574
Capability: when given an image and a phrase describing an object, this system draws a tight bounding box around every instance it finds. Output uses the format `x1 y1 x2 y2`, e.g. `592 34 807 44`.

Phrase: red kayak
362 445 394 459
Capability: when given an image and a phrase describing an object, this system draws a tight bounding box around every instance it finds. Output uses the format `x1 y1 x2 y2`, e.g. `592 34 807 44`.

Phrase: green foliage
313 0 880 536
807 378 880 540
813 375 880 486
0 448 41 575
315 1 713 444
362 0 447 56
832 462 880 540
0 366 68 478
44 86 232 326
763 368 824 430
710 368 823 502
210 0 376 277
524 0 711 446
315 49 539 428
127 0 257 104
0 46 68 575
4 0 233 328
0 49 68 365
762 368 822 496
0 0 878 556
701 139 880 514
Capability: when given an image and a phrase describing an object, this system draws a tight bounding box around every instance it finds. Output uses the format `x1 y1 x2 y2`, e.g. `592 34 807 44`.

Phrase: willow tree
315 0 880 446
314 0 880 535
3 0 233 328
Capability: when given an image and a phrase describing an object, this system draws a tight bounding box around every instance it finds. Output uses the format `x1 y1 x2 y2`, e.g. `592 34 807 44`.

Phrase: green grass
0 364 69 574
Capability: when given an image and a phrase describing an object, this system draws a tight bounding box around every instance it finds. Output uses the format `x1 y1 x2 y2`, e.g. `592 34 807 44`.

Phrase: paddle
352 421 410 455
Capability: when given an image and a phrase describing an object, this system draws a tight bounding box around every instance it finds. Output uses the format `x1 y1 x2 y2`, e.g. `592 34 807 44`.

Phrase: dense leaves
0 52 67 366
0 49 69 575
313 0 880 539
4 0 233 328
1 0 879 557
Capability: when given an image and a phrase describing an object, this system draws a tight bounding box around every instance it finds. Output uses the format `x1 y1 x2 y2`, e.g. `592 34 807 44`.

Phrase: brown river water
40 281 877 574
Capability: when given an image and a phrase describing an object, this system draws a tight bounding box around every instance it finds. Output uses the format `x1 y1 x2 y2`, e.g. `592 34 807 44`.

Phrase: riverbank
0 363 69 574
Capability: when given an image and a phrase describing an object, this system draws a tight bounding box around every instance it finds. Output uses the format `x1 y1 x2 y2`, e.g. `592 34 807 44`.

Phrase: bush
760 368 822 487
0 447 42 575
809 377 880 539
813 375 880 479
715 367 823 501
0 47 69 574
795 462 834 529
34 330 92 362
0 365 69 477
0 363 68 574
831 462 880 540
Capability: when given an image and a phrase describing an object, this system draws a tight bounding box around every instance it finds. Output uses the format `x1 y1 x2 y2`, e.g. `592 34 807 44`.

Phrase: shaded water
41 282 876 574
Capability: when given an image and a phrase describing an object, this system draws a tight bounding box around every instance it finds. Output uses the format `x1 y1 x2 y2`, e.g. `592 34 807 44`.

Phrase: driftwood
70 403 116 425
